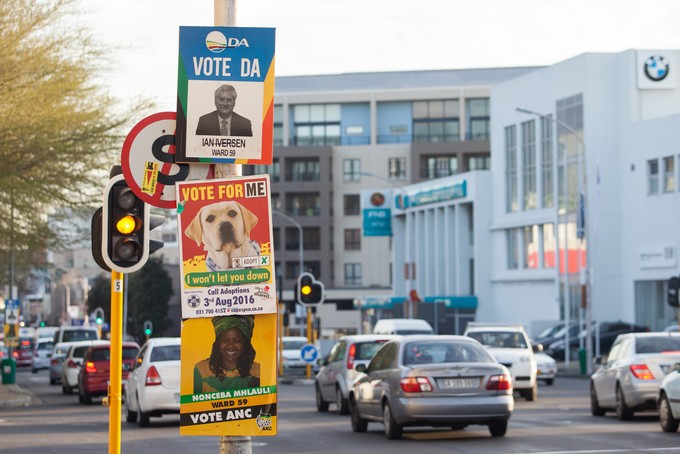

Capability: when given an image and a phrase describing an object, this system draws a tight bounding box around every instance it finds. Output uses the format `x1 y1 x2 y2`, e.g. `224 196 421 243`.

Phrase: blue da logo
644 55 670 82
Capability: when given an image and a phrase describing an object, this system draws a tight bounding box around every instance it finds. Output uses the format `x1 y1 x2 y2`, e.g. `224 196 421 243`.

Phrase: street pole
214 1 251 453
272 210 304 274
516 107 591 372
108 271 123 454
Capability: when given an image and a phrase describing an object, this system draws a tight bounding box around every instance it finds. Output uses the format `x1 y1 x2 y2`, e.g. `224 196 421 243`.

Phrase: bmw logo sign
644 55 670 82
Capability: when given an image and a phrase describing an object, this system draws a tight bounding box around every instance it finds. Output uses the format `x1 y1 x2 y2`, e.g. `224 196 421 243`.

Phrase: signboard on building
361 189 392 236
175 26 276 164
176 175 277 318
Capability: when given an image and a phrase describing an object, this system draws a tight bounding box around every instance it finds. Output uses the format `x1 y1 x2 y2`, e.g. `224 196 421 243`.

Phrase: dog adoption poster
176 175 277 318
179 314 278 436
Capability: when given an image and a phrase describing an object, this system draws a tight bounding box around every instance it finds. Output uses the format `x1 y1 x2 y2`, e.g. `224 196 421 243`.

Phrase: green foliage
0 0 152 293
87 274 112 323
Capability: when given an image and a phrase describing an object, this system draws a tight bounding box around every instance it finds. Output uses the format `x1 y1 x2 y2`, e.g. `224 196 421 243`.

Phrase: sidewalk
0 383 39 408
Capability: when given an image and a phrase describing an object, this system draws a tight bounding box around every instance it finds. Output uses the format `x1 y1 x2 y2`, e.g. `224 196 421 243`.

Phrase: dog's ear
184 210 204 246
237 202 259 234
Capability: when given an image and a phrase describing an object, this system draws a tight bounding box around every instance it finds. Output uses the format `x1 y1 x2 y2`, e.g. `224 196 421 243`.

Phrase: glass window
343 194 360 215
424 156 457 179
466 98 490 140
344 263 362 285
286 158 319 182
248 159 279 182
505 125 518 212
412 99 459 142
663 156 675 193
467 156 490 170
344 229 361 250
343 159 361 181
522 120 537 210
285 193 320 216
648 159 659 195
292 103 341 146
523 225 539 269
388 157 407 179
507 228 519 270
541 116 554 208
542 223 556 269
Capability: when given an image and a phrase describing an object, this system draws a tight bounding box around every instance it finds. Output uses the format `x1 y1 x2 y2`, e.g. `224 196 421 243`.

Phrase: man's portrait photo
196 84 253 137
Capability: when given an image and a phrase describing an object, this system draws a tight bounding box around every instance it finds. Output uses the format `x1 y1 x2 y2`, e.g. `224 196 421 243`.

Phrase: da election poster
176 175 277 318
175 26 275 165
180 314 278 436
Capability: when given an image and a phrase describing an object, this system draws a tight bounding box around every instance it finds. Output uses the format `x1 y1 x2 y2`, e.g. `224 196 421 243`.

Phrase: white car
464 323 538 401
60 340 109 394
281 336 309 376
123 337 181 427
659 362 680 432
31 338 54 373
535 352 557 385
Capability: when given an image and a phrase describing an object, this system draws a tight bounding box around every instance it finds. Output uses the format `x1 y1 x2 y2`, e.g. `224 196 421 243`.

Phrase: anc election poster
175 26 275 165
180 314 278 436
176 175 277 319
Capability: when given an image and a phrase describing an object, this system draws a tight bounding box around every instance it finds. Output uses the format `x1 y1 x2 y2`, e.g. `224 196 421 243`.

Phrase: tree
0 0 149 294
87 274 112 325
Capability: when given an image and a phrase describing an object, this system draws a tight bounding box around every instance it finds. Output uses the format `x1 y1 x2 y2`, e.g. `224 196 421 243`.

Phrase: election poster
175 26 276 165
176 175 277 318
180 314 278 436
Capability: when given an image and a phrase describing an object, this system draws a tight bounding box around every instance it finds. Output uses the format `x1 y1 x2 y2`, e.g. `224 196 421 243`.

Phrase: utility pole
214 1 252 453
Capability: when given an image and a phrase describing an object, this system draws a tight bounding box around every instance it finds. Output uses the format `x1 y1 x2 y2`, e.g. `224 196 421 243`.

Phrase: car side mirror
355 363 367 373
593 355 603 366
318 356 328 367
671 362 680 373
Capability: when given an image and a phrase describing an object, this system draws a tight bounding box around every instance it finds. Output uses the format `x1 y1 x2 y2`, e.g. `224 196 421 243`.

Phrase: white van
372 318 434 335
52 326 100 345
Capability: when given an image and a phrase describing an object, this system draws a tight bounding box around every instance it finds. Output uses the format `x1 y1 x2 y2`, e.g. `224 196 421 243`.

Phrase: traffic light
93 308 104 326
668 276 680 308
143 320 153 337
295 272 325 305
100 173 165 273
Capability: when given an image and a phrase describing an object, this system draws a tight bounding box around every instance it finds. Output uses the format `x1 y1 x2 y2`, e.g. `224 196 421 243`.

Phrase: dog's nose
219 221 235 242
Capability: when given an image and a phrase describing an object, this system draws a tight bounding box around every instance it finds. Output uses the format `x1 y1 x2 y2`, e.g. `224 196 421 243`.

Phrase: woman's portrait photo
193 315 260 393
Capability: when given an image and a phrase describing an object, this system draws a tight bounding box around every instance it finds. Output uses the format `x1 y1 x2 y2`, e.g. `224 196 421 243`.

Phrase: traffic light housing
100 173 165 273
295 272 325 305
668 276 680 308
144 320 153 337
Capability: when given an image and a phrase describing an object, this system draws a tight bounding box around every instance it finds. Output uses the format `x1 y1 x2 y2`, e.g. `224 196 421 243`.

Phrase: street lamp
359 171 414 318
516 107 592 373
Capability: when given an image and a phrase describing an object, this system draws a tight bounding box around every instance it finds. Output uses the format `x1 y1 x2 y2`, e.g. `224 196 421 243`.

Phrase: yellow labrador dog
185 201 260 270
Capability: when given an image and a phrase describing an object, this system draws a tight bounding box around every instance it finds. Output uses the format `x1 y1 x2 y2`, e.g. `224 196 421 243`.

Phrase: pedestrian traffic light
668 276 680 308
295 272 325 305
144 320 153 337
100 173 165 273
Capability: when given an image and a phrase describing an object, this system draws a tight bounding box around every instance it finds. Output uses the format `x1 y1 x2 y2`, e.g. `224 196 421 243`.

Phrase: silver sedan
349 335 514 439
590 332 680 420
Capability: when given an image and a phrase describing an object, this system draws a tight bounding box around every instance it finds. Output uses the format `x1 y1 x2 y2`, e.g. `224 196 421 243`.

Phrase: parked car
13 338 35 367
464 323 538 401
349 335 514 439
52 326 100 345
658 362 680 432
590 332 680 420
281 336 309 376
663 324 679 333
535 352 557 385
60 340 109 394
315 334 399 414
49 342 72 385
124 337 181 427
31 338 54 373
533 321 586 353
78 342 140 404
546 321 649 361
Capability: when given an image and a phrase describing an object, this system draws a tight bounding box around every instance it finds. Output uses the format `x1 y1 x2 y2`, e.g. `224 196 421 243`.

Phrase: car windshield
536 324 564 339
38 341 53 351
91 347 138 361
73 346 90 358
403 341 493 365
636 336 680 354
283 340 307 350
467 331 528 349
150 345 180 362
355 341 390 360
63 330 98 342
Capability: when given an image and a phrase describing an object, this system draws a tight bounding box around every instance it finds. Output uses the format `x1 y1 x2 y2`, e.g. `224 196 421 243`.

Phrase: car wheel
138 393 150 427
315 384 329 412
124 391 138 424
79 390 92 405
349 396 368 433
49 377 57 385
62 384 68 395
383 402 402 440
488 420 508 437
545 378 554 386
522 384 537 401
615 385 633 420
31 367 37 374
590 382 606 416
659 393 679 433
336 386 349 415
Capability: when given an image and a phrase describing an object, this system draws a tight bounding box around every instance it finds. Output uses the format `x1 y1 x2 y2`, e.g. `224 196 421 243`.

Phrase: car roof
393 334 478 343
620 332 680 339
145 337 181 346
337 334 402 343
465 326 527 333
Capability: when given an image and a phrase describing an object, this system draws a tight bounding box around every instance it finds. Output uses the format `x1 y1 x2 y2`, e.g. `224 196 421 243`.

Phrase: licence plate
439 378 479 389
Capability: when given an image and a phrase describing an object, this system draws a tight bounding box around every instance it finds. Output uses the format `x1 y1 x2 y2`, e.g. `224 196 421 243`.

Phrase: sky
82 0 680 112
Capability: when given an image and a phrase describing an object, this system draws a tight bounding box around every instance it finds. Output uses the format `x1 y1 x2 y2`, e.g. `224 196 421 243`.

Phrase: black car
544 321 649 361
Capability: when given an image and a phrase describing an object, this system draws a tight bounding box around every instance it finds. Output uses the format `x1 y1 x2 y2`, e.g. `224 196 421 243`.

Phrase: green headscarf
212 315 254 340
